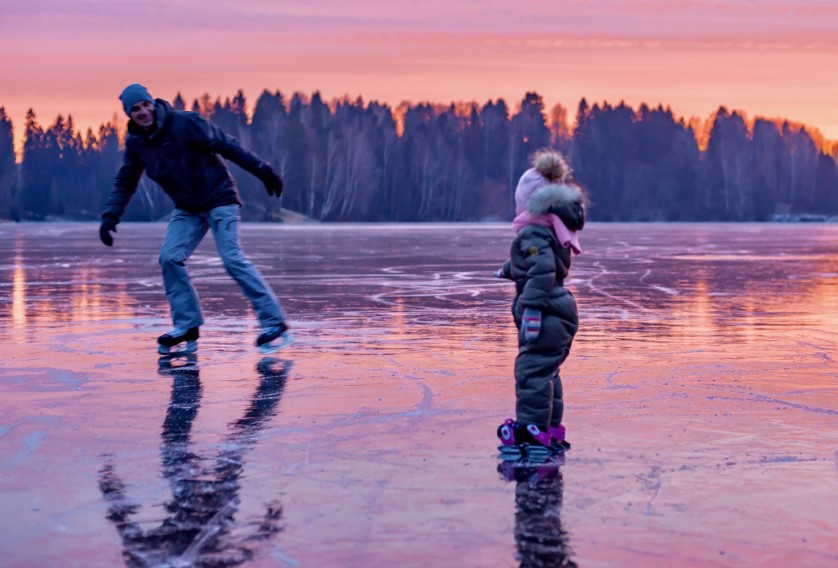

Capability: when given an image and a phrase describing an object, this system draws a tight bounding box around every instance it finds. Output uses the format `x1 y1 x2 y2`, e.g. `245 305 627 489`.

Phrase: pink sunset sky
2 0 837 154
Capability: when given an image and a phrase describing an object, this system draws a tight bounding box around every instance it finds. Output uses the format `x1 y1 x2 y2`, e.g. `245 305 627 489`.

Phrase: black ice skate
256 322 293 354
157 326 199 355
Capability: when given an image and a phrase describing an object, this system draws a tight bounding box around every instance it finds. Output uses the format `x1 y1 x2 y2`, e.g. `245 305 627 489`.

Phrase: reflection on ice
498 457 576 568
12 245 25 330
98 356 289 567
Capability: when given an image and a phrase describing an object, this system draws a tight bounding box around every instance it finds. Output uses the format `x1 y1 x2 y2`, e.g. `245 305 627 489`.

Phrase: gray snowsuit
503 183 584 430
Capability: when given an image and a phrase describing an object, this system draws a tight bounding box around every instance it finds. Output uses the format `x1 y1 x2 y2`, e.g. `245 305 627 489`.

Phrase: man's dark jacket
102 99 278 220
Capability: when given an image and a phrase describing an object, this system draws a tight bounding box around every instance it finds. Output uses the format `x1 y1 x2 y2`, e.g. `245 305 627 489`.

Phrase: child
496 149 585 462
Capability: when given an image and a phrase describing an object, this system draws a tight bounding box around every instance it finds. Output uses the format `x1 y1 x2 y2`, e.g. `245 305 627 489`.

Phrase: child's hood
525 183 584 215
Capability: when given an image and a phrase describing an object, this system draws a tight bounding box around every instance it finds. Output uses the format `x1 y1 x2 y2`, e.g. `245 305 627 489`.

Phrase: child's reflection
498 458 577 568
98 355 290 567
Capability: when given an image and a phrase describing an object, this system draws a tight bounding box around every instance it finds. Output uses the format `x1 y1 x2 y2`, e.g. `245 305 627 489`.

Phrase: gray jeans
159 205 285 329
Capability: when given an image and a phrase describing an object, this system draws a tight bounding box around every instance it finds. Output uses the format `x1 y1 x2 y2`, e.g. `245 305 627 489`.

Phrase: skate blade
522 445 552 463
158 340 198 355
258 332 294 354
157 353 198 373
498 445 523 461
547 440 570 455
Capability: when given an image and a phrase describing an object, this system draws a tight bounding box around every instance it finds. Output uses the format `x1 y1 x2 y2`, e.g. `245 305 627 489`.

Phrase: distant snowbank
770 214 838 223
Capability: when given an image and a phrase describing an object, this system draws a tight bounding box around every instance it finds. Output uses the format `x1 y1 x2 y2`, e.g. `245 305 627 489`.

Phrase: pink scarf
512 212 582 255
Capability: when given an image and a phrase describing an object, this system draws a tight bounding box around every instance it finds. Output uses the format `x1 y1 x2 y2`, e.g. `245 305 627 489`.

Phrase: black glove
99 216 118 247
262 169 283 198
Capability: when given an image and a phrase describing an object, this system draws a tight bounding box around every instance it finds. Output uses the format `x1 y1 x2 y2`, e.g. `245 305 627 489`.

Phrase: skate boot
548 424 572 453
256 322 293 354
517 423 556 463
157 327 199 355
497 419 525 461
498 421 557 463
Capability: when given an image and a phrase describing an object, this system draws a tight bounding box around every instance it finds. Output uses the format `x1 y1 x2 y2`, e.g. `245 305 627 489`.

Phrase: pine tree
0 107 17 219
20 109 49 219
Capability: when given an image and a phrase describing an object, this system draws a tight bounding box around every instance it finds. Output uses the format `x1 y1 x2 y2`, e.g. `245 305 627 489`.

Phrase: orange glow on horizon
2 5 837 158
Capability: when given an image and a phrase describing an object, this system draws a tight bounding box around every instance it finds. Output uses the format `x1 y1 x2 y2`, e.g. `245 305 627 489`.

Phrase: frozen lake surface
1 222 837 567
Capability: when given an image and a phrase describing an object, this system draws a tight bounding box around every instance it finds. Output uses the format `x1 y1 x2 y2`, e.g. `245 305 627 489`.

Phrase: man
100 83 291 355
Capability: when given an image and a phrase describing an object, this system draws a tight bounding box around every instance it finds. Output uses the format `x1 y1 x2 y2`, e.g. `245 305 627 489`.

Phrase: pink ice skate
497 420 558 463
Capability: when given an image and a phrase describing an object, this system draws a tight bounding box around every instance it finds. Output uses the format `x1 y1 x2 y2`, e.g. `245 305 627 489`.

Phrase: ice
1 222 837 567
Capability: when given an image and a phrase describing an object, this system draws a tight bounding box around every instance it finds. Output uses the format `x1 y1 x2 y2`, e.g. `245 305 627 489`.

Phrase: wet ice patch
1 368 88 391
9 431 47 466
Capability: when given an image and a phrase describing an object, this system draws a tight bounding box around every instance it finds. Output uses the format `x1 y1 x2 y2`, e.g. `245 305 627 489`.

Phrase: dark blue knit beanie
119 84 154 115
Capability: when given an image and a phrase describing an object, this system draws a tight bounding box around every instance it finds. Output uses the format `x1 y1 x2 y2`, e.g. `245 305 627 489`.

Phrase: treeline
0 91 836 222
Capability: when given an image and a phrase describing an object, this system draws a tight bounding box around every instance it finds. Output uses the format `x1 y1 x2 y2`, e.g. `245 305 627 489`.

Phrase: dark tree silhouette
480 99 513 219
0 107 17 220
3 90 837 222
19 109 50 219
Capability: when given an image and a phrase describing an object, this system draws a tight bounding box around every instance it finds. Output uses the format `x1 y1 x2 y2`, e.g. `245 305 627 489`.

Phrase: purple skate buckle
497 418 516 446
526 424 553 446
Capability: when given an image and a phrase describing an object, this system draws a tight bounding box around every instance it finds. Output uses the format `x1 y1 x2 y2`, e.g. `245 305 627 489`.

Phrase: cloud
1 0 837 153
3 0 837 40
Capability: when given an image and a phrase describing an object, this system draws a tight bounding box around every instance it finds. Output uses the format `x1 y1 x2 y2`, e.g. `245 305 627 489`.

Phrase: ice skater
495 149 585 462
99 83 292 355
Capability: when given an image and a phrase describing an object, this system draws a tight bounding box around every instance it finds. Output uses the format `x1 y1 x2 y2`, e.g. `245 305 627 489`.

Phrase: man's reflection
498 458 577 568
98 355 290 567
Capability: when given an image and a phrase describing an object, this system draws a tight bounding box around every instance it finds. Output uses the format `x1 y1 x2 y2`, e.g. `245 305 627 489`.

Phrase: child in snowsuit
496 150 585 462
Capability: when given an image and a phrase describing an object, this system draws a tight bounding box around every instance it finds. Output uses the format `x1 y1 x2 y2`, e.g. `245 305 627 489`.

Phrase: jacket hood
127 98 172 139
525 183 584 215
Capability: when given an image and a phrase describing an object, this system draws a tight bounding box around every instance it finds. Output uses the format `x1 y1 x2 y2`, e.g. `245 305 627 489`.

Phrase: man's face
129 100 155 128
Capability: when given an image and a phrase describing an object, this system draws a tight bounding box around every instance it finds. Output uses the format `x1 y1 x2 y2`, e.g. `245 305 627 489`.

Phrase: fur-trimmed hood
525 183 583 215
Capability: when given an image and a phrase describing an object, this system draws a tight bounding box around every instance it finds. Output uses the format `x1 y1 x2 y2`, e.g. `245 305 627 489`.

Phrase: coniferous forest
0 90 836 223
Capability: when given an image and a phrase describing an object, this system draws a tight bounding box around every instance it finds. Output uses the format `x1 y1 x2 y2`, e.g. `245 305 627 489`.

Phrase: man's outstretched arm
188 115 283 197
100 149 144 246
